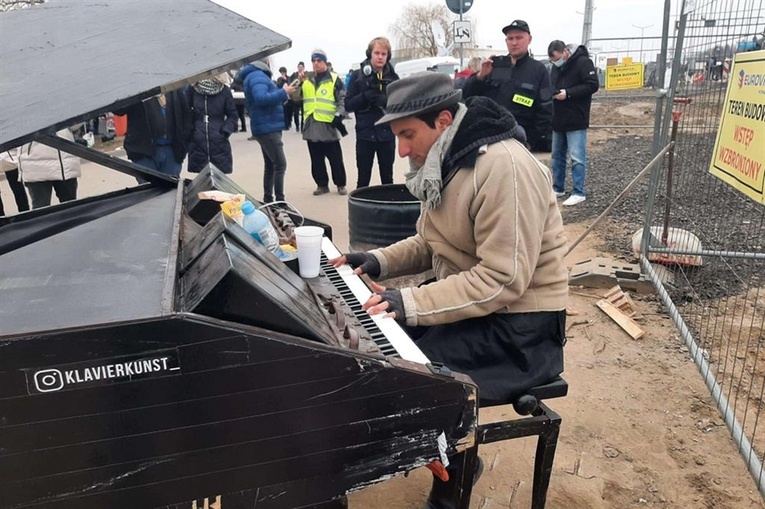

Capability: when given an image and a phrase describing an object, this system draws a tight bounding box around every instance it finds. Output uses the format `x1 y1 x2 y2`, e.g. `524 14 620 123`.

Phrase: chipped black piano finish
0 167 478 508
0 2 478 506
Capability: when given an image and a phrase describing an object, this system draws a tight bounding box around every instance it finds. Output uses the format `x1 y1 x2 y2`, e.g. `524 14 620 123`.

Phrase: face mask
553 59 566 68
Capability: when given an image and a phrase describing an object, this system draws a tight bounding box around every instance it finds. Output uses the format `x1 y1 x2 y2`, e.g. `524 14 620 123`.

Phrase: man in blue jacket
547 40 599 206
345 37 400 188
237 61 296 204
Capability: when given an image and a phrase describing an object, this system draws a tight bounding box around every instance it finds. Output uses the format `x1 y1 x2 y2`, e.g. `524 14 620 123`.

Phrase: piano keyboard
321 238 430 365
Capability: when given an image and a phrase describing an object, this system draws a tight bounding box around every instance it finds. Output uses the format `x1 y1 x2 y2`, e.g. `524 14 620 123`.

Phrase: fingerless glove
344 251 381 278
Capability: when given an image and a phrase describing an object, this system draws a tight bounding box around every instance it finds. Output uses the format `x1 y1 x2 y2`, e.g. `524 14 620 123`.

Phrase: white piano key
322 238 430 365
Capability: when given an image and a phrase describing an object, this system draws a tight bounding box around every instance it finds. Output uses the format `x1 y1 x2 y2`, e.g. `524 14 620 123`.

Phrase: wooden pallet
602 285 643 320
596 285 645 340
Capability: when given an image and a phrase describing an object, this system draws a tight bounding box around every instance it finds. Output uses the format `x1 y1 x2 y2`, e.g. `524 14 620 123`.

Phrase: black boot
423 454 483 509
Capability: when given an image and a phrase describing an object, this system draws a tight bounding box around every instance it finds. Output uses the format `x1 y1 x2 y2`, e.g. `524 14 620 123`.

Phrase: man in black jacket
113 89 192 178
548 40 599 206
289 62 305 132
345 37 400 188
462 20 553 152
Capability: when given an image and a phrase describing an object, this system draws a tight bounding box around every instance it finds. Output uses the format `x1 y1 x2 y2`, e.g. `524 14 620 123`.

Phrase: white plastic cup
294 226 324 278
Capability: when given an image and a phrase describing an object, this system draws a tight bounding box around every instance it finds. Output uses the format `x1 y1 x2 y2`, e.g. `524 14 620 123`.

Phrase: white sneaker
554 190 566 198
563 194 586 206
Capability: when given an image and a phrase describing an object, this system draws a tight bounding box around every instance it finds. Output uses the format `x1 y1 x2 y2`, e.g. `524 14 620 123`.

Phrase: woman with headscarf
186 74 239 173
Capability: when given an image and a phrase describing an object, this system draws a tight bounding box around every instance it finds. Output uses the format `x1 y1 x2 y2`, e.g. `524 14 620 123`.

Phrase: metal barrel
348 184 421 251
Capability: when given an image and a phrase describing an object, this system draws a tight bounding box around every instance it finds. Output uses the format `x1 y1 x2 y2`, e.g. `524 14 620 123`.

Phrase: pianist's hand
363 281 405 324
330 251 381 278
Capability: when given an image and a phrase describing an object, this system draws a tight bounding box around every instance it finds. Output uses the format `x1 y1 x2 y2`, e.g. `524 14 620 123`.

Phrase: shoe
313 186 330 196
247 135 256 141
563 194 586 206
474 456 484 484
554 190 566 198
337 186 347 195
422 455 483 509
240 128 247 132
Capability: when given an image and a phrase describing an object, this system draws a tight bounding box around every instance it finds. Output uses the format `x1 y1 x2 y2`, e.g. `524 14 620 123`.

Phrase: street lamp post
633 23 654 63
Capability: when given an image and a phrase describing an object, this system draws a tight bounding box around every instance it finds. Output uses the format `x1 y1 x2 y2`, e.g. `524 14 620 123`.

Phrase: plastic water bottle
240 201 286 258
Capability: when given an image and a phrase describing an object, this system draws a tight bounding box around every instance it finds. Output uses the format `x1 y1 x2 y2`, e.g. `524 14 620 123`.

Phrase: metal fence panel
642 0 765 497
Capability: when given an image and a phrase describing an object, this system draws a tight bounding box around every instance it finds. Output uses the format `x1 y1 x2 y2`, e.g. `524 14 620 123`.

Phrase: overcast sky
213 0 675 73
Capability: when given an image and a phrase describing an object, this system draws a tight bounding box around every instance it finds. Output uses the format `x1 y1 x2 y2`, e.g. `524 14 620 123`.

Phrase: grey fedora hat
376 71 462 125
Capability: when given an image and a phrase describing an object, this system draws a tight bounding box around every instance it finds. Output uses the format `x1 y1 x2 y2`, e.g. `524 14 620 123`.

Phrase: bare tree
0 0 46 12
390 3 454 58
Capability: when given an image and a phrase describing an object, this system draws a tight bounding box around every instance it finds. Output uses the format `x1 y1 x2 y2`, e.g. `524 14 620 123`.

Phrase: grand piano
0 2 480 508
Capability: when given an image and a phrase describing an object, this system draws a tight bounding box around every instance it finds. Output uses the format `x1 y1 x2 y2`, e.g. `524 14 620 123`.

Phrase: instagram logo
34 369 64 392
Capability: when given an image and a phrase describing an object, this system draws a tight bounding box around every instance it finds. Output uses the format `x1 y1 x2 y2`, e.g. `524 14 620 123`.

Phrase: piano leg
456 447 479 509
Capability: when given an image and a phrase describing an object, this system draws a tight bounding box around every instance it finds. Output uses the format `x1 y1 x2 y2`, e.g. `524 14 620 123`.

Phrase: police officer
462 20 554 152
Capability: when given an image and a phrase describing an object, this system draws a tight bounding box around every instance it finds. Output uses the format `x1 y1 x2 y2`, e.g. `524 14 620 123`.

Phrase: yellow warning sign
605 63 644 91
709 50 765 205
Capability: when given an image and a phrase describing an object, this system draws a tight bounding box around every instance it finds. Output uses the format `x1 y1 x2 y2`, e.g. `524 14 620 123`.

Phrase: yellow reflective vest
302 72 339 123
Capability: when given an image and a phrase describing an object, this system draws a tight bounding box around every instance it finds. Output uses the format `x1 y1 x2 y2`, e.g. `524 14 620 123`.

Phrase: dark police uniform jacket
462 52 553 152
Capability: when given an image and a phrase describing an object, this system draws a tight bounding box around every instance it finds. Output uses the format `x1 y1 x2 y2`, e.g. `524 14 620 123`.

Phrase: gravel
559 133 764 301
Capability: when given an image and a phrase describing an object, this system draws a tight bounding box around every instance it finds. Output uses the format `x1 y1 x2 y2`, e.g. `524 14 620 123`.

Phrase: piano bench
475 376 569 509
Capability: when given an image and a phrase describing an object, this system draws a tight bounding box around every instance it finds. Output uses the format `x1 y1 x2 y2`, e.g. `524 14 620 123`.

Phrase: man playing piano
330 72 568 509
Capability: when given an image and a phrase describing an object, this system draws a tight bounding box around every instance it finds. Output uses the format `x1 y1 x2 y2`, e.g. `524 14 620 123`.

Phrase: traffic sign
453 20 472 44
445 0 473 15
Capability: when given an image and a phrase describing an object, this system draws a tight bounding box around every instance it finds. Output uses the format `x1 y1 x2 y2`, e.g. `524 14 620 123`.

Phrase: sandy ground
1 118 761 509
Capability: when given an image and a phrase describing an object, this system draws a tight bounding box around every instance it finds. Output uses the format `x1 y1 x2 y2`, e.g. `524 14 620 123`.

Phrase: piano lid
0 187 181 336
0 0 290 152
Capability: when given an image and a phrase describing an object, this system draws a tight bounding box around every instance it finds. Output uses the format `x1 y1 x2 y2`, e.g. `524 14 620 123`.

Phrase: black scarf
442 96 527 175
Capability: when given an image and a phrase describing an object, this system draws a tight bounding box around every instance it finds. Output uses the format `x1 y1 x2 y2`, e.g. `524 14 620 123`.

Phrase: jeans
131 145 182 183
355 139 395 188
255 131 287 203
551 129 587 197
25 179 78 209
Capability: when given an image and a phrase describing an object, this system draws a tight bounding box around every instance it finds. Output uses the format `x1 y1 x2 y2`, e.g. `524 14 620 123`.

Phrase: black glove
378 288 405 325
370 93 387 109
533 134 552 153
331 115 348 137
363 89 387 109
344 251 381 278
362 89 378 102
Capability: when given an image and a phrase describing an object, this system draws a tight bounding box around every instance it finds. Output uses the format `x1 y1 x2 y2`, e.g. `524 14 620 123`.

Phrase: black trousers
292 102 303 132
307 140 346 188
25 178 78 209
0 168 30 215
355 138 395 188
409 310 566 403
235 104 246 132
283 101 293 130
